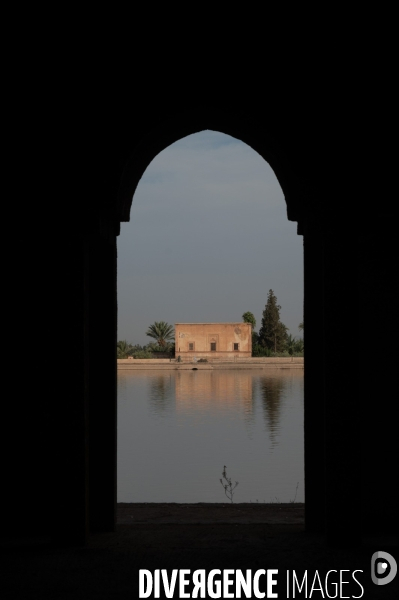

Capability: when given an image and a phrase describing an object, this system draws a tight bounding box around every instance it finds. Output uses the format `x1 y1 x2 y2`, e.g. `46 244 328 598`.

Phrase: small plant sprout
290 482 299 503
220 465 239 503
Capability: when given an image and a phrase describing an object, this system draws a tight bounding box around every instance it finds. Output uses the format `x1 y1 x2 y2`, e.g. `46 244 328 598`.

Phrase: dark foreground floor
2 504 398 599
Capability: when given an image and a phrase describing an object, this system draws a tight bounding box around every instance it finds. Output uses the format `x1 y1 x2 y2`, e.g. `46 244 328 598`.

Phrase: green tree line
118 295 302 359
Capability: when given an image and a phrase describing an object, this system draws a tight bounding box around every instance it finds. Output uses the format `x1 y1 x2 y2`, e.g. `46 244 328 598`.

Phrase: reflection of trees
149 375 174 413
260 376 286 447
239 375 256 438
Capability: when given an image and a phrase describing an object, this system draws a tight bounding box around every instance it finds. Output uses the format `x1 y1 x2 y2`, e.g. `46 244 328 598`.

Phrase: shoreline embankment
117 357 304 370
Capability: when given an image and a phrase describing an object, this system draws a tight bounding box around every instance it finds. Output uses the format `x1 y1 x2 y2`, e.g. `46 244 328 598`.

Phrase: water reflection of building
175 371 253 414
148 374 175 413
175 323 252 360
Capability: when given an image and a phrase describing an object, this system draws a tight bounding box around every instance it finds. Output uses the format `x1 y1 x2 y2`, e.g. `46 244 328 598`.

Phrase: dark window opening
234 343 239 351
188 343 194 351
210 342 216 351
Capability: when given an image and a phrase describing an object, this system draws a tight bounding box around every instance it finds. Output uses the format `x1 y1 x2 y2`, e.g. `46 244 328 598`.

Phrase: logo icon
371 551 397 585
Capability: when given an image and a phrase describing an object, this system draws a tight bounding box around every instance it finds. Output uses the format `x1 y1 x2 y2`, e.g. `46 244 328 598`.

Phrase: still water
117 369 304 503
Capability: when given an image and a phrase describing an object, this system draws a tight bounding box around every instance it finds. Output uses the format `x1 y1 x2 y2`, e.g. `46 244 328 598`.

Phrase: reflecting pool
118 369 304 503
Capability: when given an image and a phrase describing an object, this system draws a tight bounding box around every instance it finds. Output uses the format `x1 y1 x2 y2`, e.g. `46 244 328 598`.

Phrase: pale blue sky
117 131 303 346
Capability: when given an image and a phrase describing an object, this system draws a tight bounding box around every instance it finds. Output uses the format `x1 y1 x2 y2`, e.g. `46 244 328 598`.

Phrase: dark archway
8 98 397 550
58 107 358 545
108 108 329 537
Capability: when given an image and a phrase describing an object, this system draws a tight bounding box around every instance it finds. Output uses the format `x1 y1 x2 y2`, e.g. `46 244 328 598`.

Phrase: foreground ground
2 503 397 599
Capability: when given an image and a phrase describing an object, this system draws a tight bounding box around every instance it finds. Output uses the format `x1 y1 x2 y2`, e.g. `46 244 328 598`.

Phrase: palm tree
286 333 296 355
146 321 175 348
286 333 304 355
117 340 134 358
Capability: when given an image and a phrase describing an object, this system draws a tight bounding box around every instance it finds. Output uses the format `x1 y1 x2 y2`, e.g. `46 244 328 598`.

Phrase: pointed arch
117 106 302 224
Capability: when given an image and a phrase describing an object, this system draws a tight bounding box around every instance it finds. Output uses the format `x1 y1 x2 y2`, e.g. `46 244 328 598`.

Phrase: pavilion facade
175 322 252 359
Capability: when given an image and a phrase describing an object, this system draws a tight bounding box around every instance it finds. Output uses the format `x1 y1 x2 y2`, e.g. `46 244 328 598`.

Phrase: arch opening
117 130 304 505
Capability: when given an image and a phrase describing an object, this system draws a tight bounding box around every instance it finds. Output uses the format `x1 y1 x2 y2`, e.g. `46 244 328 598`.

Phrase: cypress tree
258 289 288 353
